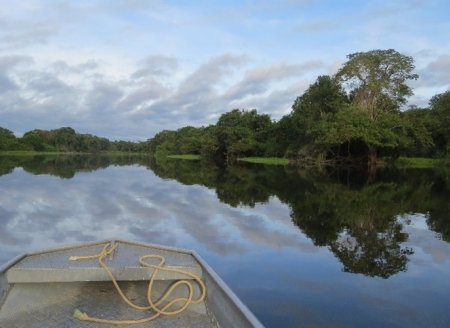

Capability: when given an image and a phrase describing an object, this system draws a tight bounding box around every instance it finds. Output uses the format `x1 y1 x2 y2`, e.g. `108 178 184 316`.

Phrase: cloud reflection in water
0 165 309 264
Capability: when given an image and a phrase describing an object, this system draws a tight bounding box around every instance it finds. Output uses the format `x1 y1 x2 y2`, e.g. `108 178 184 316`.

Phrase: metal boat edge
0 239 264 328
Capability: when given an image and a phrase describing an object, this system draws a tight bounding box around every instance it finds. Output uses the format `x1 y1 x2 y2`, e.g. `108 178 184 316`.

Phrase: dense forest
1 49 449 166
147 49 449 166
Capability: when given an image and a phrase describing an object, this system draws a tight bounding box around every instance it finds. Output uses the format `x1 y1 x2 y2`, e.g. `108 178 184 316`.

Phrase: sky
0 0 449 141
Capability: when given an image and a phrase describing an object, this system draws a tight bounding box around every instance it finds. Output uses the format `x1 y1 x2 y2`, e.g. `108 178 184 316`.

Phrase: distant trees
0 126 147 153
0 127 20 150
21 130 47 151
146 109 275 163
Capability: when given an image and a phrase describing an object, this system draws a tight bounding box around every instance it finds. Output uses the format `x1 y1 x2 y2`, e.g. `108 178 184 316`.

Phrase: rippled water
1 155 449 327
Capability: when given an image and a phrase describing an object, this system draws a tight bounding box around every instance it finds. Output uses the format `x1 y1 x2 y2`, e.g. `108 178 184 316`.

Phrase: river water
0 155 449 327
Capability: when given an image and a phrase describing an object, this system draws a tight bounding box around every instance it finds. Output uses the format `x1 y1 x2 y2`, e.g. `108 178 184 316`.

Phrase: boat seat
6 242 202 283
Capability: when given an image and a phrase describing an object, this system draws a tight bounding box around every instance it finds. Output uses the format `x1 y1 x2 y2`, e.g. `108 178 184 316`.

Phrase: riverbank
0 150 145 156
166 154 201 160
0 151 75 156
393 157 450 168
238 156 450 168
237 157 290 165
3 151 449 169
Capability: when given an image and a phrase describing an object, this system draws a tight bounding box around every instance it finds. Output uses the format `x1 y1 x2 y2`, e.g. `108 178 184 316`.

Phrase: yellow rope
70 242 206 325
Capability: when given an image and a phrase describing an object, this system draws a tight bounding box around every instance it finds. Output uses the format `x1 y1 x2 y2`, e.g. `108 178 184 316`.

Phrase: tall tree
336 49 418 119
335 49 418 165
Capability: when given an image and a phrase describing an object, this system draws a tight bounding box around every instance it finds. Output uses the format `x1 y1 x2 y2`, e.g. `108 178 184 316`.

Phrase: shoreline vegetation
166 154 201 160
237 157 290 165
1 49 449 169
393 157 449 168
164 154 449 168
1 150 448 169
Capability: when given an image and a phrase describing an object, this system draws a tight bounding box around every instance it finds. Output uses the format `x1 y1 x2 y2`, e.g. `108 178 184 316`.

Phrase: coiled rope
69 242 206 325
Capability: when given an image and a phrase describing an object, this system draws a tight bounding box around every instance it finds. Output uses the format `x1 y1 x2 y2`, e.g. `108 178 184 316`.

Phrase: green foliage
199 126 220 158
21 130 48 151
0 127 19 150
285 75 349 155
237 157 289 165
148 128 202 158
336 49 418 117
215 109 273 162
279 49 431 165
430 90 450 113
428 90 450 155
0 126 149 154
401 108 435 156
143 74 447 165
292 75 348 119
146 109 275 163
317 108 417 156
394 157 443 168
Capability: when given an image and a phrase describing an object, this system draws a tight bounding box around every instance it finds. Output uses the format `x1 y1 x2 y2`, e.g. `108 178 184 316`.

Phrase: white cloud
422 55 450 86
225 61 323 101
132 55 179 79
0 0 448 139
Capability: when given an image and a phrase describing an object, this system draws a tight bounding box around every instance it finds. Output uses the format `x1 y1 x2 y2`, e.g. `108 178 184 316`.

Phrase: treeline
2 49 449 165
147 110 273 163
148 49 450 166
0 126 147 153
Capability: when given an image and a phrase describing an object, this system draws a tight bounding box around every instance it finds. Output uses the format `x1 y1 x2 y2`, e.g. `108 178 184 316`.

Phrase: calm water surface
1 155 449 327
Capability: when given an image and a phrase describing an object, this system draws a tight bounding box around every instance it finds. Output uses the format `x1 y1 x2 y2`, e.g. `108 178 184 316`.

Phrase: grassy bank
394 157 449 168
238 157 290 165
167 154 202 160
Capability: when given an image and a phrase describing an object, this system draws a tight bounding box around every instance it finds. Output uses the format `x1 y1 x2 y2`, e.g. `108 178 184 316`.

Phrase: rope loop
70 242 206 325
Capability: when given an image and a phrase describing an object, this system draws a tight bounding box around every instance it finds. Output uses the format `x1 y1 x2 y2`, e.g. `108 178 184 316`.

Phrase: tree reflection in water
289 179 418 278
1 154 448 278
0 154 150 179
149 157 449 278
